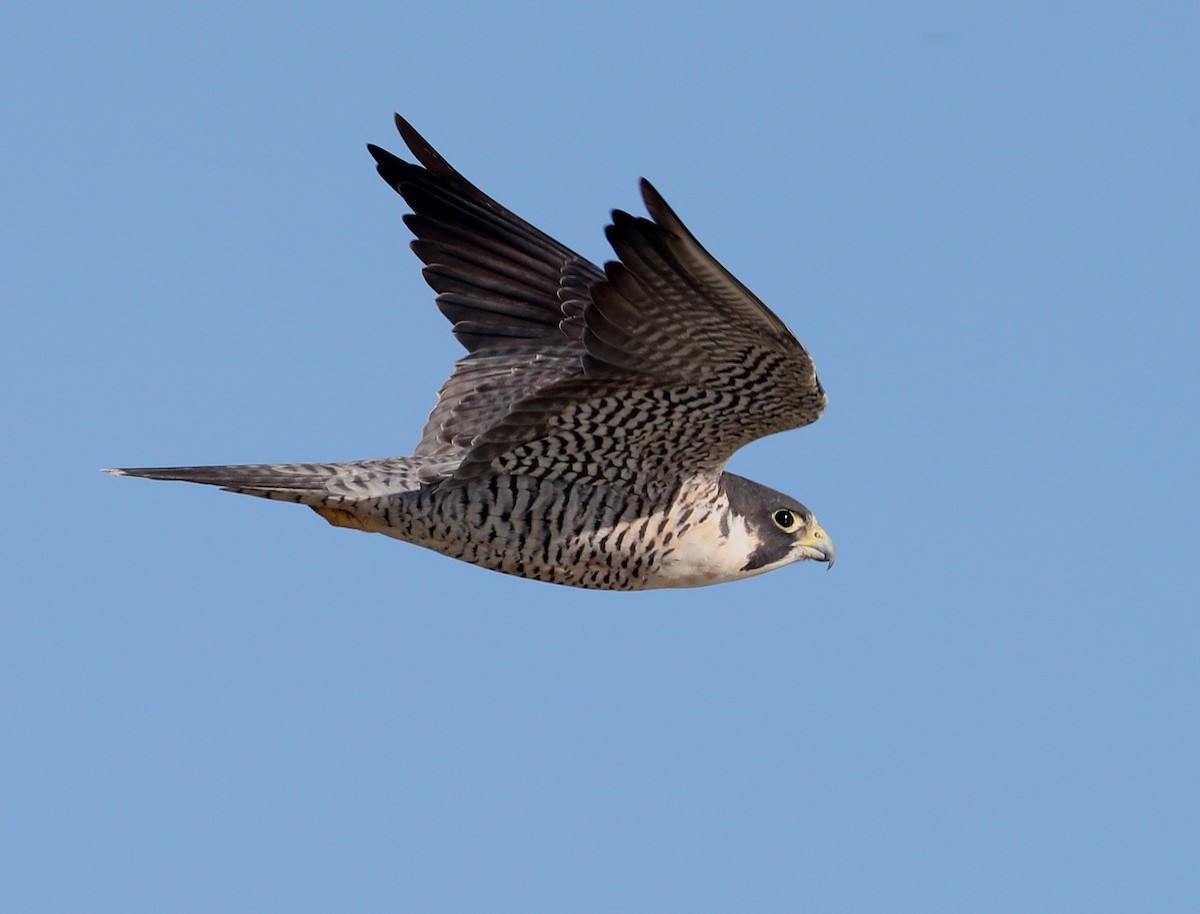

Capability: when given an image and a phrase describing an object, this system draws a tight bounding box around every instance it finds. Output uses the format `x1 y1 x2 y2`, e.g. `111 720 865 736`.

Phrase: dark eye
772 509 800 532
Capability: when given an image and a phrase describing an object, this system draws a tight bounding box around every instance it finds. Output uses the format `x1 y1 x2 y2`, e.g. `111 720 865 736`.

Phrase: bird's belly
377 475 687 590
365 473 761 591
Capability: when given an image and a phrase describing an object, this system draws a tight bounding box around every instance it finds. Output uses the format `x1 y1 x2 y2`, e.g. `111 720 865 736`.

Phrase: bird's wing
452 180 827 492
368 116 604 457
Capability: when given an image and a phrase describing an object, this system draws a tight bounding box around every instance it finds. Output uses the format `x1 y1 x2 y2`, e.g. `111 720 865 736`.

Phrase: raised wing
452 180 827 491
368 116 604 457
372 117 826 489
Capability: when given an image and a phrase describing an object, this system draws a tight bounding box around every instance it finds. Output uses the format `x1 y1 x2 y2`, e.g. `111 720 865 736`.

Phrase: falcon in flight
106 115 835 590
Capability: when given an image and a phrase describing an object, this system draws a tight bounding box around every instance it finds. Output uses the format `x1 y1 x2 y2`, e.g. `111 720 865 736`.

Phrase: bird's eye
772 509 801 532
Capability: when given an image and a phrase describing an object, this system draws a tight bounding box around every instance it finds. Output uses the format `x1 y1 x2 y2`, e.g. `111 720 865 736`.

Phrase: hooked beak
797 522 836 568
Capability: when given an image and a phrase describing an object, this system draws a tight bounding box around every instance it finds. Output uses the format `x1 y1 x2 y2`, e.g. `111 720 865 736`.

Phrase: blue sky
3 2 1197 911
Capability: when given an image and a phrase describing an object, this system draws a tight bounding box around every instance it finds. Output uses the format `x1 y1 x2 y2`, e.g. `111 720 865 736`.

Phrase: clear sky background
3 2 1197 912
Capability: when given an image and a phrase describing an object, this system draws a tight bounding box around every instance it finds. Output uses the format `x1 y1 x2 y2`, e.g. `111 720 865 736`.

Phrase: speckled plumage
105 115 835 589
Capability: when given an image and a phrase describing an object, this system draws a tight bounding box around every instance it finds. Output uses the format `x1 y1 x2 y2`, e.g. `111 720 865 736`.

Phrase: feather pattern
368 116 604 458
370 119 825 483
104 115 835 590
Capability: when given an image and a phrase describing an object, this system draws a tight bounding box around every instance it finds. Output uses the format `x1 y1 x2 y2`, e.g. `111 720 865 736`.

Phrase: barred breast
341 475 736 590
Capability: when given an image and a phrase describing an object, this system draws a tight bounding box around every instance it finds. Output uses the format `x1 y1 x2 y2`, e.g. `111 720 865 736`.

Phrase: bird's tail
102 457 452 506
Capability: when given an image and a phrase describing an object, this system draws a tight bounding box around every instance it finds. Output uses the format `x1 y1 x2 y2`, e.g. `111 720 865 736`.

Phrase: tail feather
102 457 453 504
102 463 349 506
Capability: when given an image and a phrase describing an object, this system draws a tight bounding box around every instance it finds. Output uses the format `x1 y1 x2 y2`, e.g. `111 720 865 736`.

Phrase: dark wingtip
366 141 406 189
608 208 638 228
391 113 456 178
392 112 419 147
368 114 453 188
368 113 485 197
638 178 666 211
638 178 686 235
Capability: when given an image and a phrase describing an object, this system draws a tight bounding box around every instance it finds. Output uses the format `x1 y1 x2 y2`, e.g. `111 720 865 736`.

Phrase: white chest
645 510 767 588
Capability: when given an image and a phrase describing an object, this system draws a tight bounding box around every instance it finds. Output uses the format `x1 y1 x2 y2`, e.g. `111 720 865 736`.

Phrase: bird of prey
105 115 834 590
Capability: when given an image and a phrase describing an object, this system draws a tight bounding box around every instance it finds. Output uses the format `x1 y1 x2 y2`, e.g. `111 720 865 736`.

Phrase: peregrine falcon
105 115 835 590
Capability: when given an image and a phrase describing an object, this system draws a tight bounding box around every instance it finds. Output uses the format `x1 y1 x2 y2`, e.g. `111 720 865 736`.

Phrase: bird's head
721 473 836 574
